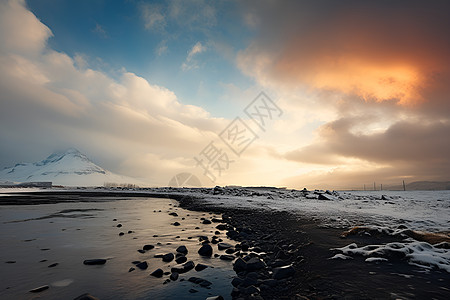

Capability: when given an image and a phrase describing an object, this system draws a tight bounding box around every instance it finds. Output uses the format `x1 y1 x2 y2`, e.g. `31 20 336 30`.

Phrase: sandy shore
1 189 449 299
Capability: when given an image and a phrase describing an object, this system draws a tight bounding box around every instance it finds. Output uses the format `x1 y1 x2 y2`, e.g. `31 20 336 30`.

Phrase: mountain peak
0 148 142 186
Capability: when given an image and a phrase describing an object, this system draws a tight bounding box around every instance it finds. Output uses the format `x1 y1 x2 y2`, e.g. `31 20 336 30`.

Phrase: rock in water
143 244 154 251
162 253 174 262
195 263 208 271
170 272 179 281
176 245 188 254
73 293 100 300
136 261 148 270
175 256 187 264
198 244 213 257
29 285 49 293
150 268 164 277
83 259 106 265
218 242 233 250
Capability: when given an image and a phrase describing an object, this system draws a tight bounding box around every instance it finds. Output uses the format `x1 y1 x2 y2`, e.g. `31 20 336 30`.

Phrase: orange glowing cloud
276 56 423 106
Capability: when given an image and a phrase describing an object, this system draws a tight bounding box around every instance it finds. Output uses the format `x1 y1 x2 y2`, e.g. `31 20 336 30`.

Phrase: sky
1 0 449 189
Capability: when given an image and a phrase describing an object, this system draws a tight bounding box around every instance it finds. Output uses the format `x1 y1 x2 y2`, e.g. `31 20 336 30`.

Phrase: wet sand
1 190 449 300
0 193 236 299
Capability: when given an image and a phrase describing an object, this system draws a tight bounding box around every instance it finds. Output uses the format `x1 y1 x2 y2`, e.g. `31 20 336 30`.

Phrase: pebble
176 245 188 254
150 268 163 277
136 261 148 270
47 263 58 268
29 285 49 293
170 272 179 281
198 244 213 257
162 253 174 262
195 263 208 271
143 244 154 251
83 259 106 265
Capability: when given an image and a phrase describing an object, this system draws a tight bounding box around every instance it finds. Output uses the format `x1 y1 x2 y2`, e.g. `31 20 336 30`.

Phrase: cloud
92 23 107 39
181 41 206 71
141 3 166 32
236 0 450 187
0 0 226 185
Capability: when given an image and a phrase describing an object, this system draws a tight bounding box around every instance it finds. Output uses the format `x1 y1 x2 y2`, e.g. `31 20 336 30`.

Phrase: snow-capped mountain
0 148 144 186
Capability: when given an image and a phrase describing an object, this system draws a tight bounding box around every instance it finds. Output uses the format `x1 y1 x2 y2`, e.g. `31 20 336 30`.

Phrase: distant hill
0 148 144 187
386 181 450 191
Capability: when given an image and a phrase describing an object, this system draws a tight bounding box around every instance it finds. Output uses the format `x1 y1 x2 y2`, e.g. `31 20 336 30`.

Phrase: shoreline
1 189 449 299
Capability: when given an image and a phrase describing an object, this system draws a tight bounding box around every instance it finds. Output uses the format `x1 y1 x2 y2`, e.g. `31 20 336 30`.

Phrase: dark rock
233 258 247 272
231 277 244 287
5 261 16 264
150 268 164 277
244 285 260 295
273 265 295 279
216 224 228 230
143 244 154 251
170 272 179 281
83 259 106 265
225 248 236 254
220 254 235 261
198 244 213 257
128 230 133 234
176 245 188 254
162 253 174 262
47 263 58 268
137 249 146 254
117 224 122 227
211 218 223 223
175 256 187 264
128 267 135 272
246 257 266 271
73 293 100 300
154 253 165 258
169 212 178 217
119 232 124 236
188 277 212 287
173 222 181 226
171 261 195 273
136 261 148 270
218 242 233 250
195 263 208 271
203 219 212 224
29 285 49 293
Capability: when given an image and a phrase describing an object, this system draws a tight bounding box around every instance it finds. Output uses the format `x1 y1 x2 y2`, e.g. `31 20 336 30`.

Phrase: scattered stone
203 219 212 224
162 253 174 262
198 244 213 257
273 265 295 280
128 230 133 234
189 288 198 293
171 261 195 273
169 212 178 217
47 263 58 268
154 253 165 258
173 222 181 226
246 257 266 271
233 258 247 272
150 268 164 277
225 248 235 254
175 256 187 264
220 254 235 261
5 261 16 264
195 263 208 271
73 293 100 300
136 261 148 270
143 244 154 251
176 245 188 254
119 232 124 236
231 277 244 287
137 249 146 254
211 218 223 223
29 285 49 293
117 224 122 228
83 259 106 265
128 267 135 272
188 277 212 287
170 272 179 281
218 242 233 250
